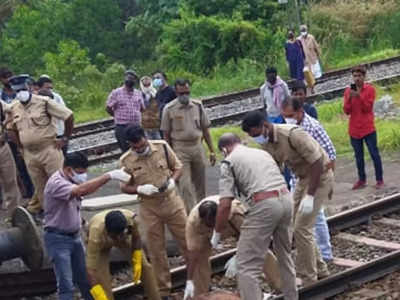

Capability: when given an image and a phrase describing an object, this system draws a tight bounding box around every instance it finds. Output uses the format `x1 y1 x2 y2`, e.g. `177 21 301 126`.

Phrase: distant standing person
291 80 318 119
152 71 177 119
260 67 290 124
140 76 161 140
106 70 145 152
285 30 305 81
343 66 384 190
298 25 322 80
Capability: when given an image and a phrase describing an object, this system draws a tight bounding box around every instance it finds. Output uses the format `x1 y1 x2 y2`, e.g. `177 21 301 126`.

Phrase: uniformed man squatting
86 209 161 300
242 111 334 285
0 100 22 216
119 125 188 299
161 79 216 213
8 74 74 216
213 133 298 300
183 195 282 300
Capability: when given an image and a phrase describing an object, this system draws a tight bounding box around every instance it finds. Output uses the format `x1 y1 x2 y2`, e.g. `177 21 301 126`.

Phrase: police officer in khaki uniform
8 75 74 216
213 133 298 300
242 111 334 286
86 209 161 300
183 195 281 300
160 79 216 213
0 100 22 217
119 125 188 300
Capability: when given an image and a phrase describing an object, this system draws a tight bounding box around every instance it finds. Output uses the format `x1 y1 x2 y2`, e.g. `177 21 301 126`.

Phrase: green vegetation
1 0 400 123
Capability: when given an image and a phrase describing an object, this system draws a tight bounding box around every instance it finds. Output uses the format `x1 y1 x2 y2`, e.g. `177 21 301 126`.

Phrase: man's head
124 70 138 89
300 24 308 36
124 125 150 156
218 133 241 157
37 76 53 91
63 152 89 184
9 75 32 104
265 67 277 85
198 200 218 228
281 97 304 125
291 80 307 103
38 89 54 99
351 65 366 87
174 79 191 105
241 111 268 138
105 210 128 241
288 30 295 40
140 76 152 88
0 67 13 86
152 71 167 90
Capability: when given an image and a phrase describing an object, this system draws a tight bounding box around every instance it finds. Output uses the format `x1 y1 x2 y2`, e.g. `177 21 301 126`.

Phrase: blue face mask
153 78 163 89
253 134 269 145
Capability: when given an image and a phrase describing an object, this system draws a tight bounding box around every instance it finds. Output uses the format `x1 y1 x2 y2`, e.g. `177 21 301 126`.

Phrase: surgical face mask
71 170 88 184
284 118 298 125
301 31 307 37
153 78 163 89
136 145 150 156
253 134 269 145
178 94 189 105
17 90 31 103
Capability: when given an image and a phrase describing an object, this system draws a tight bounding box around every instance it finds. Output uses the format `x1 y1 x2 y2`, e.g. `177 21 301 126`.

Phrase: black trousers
114 124 130 153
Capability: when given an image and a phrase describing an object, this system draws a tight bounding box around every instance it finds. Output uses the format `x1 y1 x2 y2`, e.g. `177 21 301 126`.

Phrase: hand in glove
183 280 194 300
137 184 159 196
158 178 175 193
107 168 131 183
132 250 143 284
210 230 221 249
90 284 109 300
298 194 314 215
224 254 237 278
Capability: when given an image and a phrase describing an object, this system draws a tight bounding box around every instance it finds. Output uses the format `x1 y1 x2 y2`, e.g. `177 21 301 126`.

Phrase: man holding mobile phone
343 66 384 190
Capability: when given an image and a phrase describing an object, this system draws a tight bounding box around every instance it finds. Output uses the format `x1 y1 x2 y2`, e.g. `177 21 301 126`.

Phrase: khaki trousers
173 142 206 213
24 145 63 213
293 170 334 285
0 143 22 216
139 190 188 297
236 191 298 300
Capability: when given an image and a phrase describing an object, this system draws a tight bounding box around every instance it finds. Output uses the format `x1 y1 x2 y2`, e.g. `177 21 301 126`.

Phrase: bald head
218 133 241 151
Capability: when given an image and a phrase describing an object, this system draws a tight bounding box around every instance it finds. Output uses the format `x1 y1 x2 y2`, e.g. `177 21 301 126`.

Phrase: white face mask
253 134 269 145
17 90 31 103
301 31 307 37
136 145 150 157
284 118 298 125
71 170 88 184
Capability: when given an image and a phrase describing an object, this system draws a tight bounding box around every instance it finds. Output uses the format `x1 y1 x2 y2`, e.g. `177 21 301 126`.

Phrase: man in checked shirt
106 70 145 152
281 97 335 262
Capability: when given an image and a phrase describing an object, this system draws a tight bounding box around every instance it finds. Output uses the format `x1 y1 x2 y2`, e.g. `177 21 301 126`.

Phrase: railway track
69 55 400 165
2 192 400 299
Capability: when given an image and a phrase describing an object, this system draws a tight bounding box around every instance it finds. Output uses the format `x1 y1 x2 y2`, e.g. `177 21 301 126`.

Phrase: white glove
107 168 131 183
210 230 221 249
137 184 159 196
224 255 237 278
166 178 175 191
299 194 314 215
183 280 194 300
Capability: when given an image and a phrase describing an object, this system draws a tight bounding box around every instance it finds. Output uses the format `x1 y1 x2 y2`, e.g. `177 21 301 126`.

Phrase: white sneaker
263 293 274 300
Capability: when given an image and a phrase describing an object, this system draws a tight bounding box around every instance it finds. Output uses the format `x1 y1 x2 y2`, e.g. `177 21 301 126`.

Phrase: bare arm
202 128 215 154
106 106 114 116
215 197 233 233
186 249 202 280
120 182 139 195
63 114 74 138
71 174 111 198
164 131 171 146
307 157 323 196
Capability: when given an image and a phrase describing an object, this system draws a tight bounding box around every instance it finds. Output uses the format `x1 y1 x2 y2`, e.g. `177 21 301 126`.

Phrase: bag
303 66 315 88
311 60 322 79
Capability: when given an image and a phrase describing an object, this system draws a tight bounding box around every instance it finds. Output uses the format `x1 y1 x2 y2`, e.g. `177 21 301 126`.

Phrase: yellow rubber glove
90 284 109 300
132 249 143 284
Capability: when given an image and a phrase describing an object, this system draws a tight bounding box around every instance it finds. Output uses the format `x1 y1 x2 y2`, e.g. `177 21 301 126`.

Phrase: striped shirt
106 86 144 125
299 113 336 161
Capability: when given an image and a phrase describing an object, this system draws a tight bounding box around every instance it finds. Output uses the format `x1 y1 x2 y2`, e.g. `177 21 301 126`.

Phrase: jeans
44 231 93 300
350 131 383 182
145 129 162 140
314 209 333 261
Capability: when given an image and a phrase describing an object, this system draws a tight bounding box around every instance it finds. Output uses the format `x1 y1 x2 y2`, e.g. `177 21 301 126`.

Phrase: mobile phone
350 83 357 91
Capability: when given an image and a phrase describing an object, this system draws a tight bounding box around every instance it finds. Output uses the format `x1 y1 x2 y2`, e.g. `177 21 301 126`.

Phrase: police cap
9 74 30 91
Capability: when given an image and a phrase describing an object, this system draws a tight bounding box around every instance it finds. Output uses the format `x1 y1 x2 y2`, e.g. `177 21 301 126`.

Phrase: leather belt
252 187 289 203
45 227 79 237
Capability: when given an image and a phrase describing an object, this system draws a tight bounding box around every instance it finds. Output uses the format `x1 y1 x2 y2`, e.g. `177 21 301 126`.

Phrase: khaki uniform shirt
160 99 210 142
142 97 161 129
120 140 183 200
219 144 286 206
186 196 246 251
0 101 11 140
263 125 330 179
10 94 72 148
86 209 140 269
298 34 321 65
